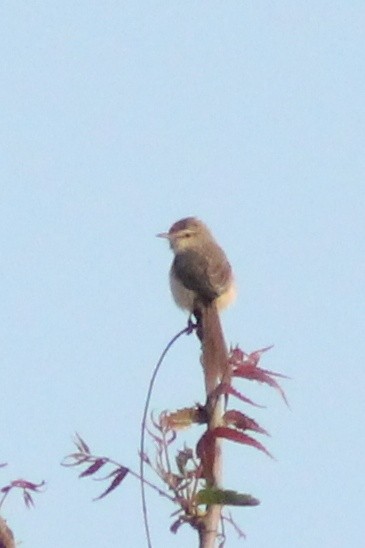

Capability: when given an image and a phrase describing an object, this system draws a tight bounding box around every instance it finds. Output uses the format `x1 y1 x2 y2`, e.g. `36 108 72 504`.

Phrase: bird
157 217 236 393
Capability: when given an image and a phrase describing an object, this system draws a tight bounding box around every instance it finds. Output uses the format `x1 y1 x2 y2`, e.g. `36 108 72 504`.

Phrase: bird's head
157 217 212 253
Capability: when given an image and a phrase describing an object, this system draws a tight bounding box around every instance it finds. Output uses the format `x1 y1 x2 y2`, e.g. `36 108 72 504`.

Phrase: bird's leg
192 306 203 342
186 313 198 334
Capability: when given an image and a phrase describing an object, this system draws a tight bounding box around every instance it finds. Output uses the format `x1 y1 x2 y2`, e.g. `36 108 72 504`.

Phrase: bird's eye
184 232 192 238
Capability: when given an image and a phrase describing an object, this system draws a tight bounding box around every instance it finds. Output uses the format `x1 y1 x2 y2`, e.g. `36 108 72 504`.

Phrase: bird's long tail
195 303 228 396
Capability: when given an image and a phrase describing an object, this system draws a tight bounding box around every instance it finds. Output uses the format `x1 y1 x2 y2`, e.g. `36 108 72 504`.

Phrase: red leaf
139 452 151 465
229 346 289 404
11 480 45 492
79 459 107 478
146 428 163 445
94 466 129 482
211 427 273 458
170 518 184 534
94 468 129 500
261 369 289 379
216 383 265 408
233 365 288 405
197 424 272 481
230 345 273 367
223 410 269 436
196 432 216 483
61 454 91 467
23 490 34 509
74 433 90 454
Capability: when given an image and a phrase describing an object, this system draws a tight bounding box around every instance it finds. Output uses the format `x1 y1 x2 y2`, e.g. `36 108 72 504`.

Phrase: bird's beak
156 232 170 239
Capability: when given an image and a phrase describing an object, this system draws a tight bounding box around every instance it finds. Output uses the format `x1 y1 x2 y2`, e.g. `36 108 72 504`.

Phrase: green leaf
196 488 260 507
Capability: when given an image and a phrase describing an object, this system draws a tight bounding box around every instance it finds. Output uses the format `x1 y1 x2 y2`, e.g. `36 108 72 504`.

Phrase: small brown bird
158 217 236 393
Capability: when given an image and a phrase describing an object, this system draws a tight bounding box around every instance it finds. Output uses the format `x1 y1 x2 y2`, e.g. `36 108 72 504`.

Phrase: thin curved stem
140 323 193 548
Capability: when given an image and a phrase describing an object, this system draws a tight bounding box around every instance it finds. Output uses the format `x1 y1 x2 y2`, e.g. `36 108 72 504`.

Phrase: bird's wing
173 246 231 303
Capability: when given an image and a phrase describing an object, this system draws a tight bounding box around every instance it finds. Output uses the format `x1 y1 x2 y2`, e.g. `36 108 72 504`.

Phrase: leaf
74 433 90 454
94 466 129 482
196 488 260 507
146 428 163 445
11 480 46 492
196 423 272 483
196 431 216 483
223 410 269 436
230 345 273 367
79 459 107 478
23 490 35 509
61 454 90 467
216 383 265 408
230 346 289 405
233 365 289 405
139 452 151 465
150 411 163 431
170 518 185 534
211 427 273 459
93 468 129 500
176 448 194 475
161 407 205 430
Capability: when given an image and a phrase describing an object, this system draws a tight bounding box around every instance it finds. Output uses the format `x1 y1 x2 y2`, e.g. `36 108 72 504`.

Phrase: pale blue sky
1 2 364 547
